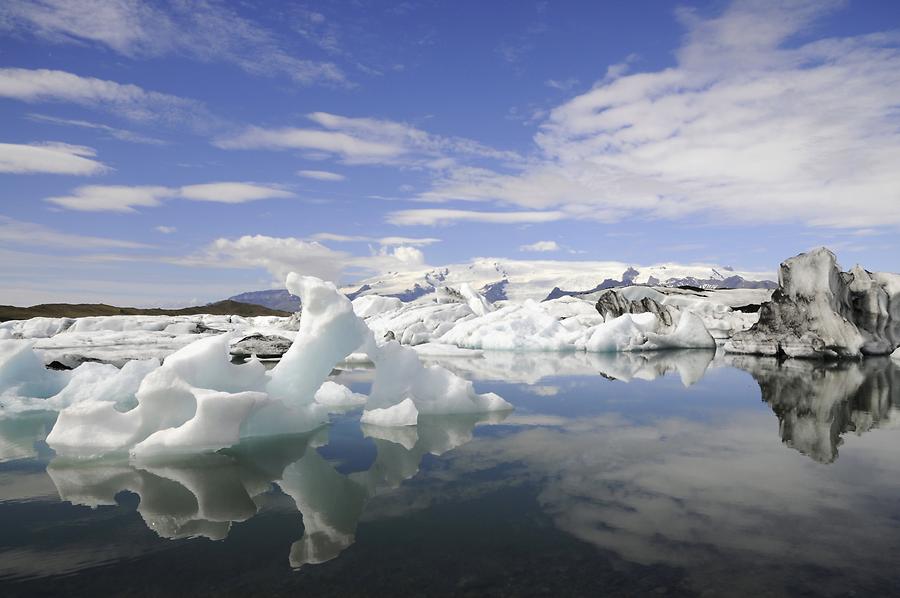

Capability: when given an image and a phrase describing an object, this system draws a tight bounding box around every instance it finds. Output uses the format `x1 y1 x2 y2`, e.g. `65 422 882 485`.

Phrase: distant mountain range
338 258 777 302
228 289 301 312
546 270 777 301
227 258 777 310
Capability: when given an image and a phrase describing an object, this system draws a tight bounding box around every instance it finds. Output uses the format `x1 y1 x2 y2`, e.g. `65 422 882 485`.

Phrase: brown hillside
0 300 292 322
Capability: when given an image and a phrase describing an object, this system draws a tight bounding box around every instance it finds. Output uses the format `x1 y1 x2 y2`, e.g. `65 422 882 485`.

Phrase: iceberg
39 275 511 457
0 340 68 400
437 300 715 353
727 248 900 358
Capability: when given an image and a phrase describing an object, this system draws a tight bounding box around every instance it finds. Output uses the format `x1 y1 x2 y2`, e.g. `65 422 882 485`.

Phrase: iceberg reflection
367 356 900 596
729 355 900 462
46 411 507 568
424 348 715 387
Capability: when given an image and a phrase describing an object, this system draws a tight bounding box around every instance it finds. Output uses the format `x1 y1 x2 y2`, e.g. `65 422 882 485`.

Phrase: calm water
2 351 900 597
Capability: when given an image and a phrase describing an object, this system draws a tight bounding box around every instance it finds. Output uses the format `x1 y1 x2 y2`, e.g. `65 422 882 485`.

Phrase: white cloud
0 215 150 249
217 126 403 163
46 185 170 212
178 182 295 203
520 240 560 252
389 245 424 265
215 112 520 166
27 113 167 145
310 232 440 246
155 225 176 234
387 209 567 226
0 141 108 175
183 235 350 282
0 68 209 125
0 0 345 86
545 78 579 91
421 1 900 229
376 236 441 246
45 182 295 212
297 169 345 181
178 234 431 284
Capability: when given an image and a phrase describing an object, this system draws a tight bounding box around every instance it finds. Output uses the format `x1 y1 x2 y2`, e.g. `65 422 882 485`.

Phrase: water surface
2 351 900 597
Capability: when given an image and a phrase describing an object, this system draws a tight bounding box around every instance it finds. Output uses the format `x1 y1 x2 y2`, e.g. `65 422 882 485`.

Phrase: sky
1 0 899 306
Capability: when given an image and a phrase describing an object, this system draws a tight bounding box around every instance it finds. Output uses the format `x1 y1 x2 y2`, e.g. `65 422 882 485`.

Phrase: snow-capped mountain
339 258 776 302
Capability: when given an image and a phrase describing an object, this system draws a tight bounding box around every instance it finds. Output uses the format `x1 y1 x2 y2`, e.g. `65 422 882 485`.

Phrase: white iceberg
42 274 511 458
0 340 68 400
436 300 715 353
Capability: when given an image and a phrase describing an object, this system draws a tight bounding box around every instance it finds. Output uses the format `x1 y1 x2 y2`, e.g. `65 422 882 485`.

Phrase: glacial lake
2 350 900 597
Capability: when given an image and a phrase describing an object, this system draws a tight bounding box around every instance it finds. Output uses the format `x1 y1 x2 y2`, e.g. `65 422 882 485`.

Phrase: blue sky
1 0 898 306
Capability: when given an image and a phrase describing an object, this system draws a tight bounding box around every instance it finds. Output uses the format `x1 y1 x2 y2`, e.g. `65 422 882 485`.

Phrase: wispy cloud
46 185 170 212
27 113 168 145
0 68 212 126
215 111 520 167
216 125 403 163
178 182 294 204
0 215 150 249
310 232 440 246
519 240 560 252
387 208 567 226
544 78 579 91
0 141 108 175
297 169 346 181
422 1 900 229
155 225 176 234
177 234 431 284
45 182 295 212
0 0 346 86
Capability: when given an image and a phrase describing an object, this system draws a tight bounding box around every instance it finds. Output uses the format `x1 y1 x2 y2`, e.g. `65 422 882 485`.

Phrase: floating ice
459 283 494 316
351 294 403 318
4 280 734 366
0 313 296 365
727 248 900 358
359 397 419 427
0 340 68 402
364 339 510 420
439 301 715 353
41 275 511 457
47 359 159 410
313 381 367 409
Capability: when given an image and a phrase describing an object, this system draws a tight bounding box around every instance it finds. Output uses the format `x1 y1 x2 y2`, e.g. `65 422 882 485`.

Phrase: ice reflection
46 411 507 568
49 432 314 541
370 356 900 595
0 411 55 464
421 348 716 387
6 350 900 594
729 355 900 462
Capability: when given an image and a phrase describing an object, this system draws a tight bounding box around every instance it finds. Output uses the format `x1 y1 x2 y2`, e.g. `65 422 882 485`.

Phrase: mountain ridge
229 258 777 309
0 300 291 322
